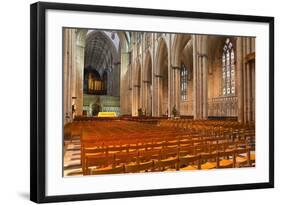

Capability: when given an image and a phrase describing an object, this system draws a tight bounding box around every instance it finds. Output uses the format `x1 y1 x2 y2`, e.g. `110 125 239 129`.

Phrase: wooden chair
115 151 139 165
163 140 179 148
160 147 179 160
125 161 154 173
70 129 82 142
199 153 218 170
179 145 194 157
84 154 115 175
178 155 200 171
90 165 125 175
155 157 179 172
106 145 128 154
81 146 107 166
249 145 256 166
138 149 160 162
217 150 235 168
235 148 250 168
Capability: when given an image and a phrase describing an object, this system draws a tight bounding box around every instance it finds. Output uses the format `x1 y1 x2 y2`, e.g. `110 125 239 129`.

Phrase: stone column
75 42 85 116
170 63 174 117
195 35 204 119
142 80 148 115
252 61 255 121
192 35 198 119
132 85 137 116
63 29 69 124
63 29 76 124
201 36 208 119
156 75 162 116
132 70 141 117
246 63 251 122
243 38 247 122
202 54 208 119
120 51 130 115
171 65 181 117
168 35 172 117
236 37 244 123
176 68 181 116
246 38 251 122
70 30 76 120
191 35 209 120
139 58 144 110
152 74 160 117
151 34 157 117
131 63 135 116
142 80 146 114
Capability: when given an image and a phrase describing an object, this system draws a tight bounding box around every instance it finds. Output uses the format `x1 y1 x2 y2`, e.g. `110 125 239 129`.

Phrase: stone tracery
63 29 255 123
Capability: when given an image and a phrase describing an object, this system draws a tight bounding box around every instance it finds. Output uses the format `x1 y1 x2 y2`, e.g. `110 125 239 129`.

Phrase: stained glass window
180 64 188 101
222 38 235 95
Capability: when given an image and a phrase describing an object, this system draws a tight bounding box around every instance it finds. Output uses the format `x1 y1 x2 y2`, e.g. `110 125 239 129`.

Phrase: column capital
143 80 151 83
171 65 181 70
245 52 255 63
197 53 208 58
154 74 163 78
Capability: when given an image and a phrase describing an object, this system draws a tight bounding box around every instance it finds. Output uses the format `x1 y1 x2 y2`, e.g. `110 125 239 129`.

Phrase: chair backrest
199 152 218 169
91 165 125 175
84 147 106 155
106 145 128 153
115 151 139 165
160 147 179 159
218 150 234 159
84 154 115 175
234 147 250 165
193 144 208 155
178 155 200 169
125 161 154 173
155 158 179 171
138 149 160 162
217 150 235 168
163 140 179 148
179 145 194 157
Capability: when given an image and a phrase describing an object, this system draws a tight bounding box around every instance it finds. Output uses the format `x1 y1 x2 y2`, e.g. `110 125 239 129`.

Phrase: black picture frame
30 1 274 203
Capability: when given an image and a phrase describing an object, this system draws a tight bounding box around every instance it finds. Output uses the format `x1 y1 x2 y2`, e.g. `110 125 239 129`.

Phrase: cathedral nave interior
63 29 255 176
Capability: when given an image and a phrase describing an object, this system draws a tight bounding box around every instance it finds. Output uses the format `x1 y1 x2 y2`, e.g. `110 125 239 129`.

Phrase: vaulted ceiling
84 31 118 76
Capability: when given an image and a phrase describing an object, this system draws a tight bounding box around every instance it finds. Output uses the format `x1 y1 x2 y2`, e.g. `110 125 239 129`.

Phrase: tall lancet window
180 63 188 101
222 38 235 96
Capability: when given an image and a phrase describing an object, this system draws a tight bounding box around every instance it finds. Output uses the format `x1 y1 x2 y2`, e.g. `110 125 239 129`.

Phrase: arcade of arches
64 29 255 123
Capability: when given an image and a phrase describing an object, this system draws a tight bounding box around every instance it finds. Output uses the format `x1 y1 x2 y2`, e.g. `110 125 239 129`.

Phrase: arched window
222 38 235 96
180 63 188 101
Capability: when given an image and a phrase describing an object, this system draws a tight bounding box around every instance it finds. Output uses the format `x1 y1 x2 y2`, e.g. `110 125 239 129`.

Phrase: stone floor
63 138 83 176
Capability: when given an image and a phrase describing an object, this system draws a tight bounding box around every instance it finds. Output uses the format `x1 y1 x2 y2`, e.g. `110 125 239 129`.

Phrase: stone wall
83 94 120 116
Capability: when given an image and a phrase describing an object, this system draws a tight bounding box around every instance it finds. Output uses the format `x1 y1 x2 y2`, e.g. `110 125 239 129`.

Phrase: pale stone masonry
63 28 255 124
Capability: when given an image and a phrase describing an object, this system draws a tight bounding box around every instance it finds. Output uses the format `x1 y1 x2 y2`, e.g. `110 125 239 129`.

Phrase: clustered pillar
63 29 85 124
63 29 76 124
237 37 255 124
192 35 208 120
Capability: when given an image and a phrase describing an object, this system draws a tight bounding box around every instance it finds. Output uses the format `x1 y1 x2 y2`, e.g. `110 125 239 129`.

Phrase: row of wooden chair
64 119 255 176
88 148 255 175
65 120 254 152
84 142 255 175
